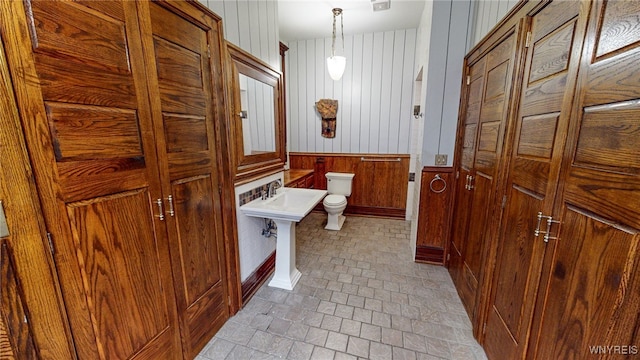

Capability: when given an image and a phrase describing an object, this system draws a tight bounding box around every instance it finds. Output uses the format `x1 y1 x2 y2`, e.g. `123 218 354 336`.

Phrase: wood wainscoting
289 153 409 218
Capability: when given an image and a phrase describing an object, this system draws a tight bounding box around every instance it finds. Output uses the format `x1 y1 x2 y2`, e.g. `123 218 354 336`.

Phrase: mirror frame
225 42 285 183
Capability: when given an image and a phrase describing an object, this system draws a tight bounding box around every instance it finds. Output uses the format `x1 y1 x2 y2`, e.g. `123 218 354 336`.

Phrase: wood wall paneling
286 30 416 154
289 153 409 218
415 167 454 265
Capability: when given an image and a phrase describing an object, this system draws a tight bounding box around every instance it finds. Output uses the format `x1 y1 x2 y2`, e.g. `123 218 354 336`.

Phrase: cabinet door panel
66 190 171 358
483 2 586 359
449 58 485 306
141 2 229 357
5 1 182 358
458 30 518 332
534 1 640 357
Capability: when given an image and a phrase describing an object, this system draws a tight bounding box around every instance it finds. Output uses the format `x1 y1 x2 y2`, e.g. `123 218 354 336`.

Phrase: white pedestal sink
241 187 327 290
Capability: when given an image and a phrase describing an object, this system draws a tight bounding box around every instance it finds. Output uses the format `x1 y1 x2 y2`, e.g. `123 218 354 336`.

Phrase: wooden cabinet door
2 1 182 358
449 57 485 316
139 2 229 358
454 28 520 333
482 2 589 359
531 1 640 357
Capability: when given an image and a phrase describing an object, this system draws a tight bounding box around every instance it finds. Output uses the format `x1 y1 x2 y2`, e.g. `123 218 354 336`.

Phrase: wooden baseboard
346 205 405 219
241 251 276 305
415 245 445 264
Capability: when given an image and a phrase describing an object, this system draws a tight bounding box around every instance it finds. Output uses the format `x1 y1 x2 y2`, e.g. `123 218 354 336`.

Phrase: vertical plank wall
421 0 474 167
471 0 520 46
203 0 280 70
286 29 417 154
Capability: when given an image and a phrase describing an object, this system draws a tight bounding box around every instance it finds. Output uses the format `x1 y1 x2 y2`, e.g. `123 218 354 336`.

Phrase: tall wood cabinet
0 0 232 358
450 0 640 358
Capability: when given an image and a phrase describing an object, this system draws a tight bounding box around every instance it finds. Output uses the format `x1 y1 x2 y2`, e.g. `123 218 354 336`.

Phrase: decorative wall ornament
316 99 338 138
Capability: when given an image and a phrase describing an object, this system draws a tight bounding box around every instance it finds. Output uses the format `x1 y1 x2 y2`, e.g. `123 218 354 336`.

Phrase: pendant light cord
331 8 344 58
331 10 336 57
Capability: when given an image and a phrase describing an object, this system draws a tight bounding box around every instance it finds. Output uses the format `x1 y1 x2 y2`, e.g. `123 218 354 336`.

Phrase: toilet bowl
323 172 355 230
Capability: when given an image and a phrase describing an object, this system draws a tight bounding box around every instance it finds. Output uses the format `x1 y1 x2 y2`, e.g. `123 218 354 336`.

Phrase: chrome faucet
267 179 282 198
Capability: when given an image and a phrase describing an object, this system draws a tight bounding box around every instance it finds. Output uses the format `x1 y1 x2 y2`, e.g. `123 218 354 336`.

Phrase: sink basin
241 187 327 222
240 187 327 290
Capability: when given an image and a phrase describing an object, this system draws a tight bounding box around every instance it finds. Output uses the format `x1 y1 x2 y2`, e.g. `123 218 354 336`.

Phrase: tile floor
197 213 487 360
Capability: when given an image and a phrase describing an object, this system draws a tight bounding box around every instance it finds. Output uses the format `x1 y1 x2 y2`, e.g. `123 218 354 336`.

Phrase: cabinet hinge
207 44 211 58
446 253 450 261
456 170 459 179
228 296 232 306
525 31 532 48
218 185 222 194
483 322 487 334
46 232 54 256
466 75 471 85
502 195 507 209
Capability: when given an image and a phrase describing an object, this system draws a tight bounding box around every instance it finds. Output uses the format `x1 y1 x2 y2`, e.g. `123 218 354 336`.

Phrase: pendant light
327 8 346 81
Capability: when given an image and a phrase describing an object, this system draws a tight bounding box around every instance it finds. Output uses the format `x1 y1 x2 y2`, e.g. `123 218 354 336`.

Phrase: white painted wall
471 0 520 47
203 0 280 70
201 0 281 283
285 30 417 154
421 0 473 167
235 172 283 281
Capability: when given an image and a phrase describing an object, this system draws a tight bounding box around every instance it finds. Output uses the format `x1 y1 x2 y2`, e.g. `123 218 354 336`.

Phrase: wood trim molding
415 245 445 264
241 251 276 305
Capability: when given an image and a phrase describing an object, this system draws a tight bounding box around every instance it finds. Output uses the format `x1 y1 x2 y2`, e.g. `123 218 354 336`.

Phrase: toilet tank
325 172 355 196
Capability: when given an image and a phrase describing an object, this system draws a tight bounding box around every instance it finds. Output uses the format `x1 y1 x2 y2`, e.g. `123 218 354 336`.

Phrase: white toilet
323 172 355 230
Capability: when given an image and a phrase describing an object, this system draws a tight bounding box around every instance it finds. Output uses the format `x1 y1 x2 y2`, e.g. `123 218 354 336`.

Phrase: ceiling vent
371 0 390 12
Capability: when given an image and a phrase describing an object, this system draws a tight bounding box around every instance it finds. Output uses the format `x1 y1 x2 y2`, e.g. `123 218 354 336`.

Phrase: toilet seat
323 194 347 207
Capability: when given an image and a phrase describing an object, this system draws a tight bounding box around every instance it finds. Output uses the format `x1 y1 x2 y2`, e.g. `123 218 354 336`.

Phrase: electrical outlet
435 154 447 166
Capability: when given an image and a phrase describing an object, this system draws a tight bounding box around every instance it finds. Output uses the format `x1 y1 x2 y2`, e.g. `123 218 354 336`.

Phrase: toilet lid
324 194 347 206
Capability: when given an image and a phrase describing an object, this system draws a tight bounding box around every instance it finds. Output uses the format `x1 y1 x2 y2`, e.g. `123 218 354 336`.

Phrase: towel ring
429 174 446 194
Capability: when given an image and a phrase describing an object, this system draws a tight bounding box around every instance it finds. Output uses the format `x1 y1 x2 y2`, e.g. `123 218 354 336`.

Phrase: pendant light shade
327 8 345 81
327 56 346 81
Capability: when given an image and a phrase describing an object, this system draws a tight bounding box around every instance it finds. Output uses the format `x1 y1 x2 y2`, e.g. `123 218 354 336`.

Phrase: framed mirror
226 42 285 183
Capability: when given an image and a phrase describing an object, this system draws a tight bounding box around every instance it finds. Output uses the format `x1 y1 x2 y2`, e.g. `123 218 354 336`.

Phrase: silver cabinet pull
167 195 175 217
468 175 474 190
465 175 470 190
535 212 561 242
155 198 165 221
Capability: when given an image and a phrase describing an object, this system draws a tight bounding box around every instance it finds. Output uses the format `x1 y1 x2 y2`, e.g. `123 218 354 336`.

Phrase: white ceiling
278 0 426 42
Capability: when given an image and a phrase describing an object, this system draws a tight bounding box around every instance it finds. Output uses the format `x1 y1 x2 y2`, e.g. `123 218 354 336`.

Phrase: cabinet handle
534 212 561 242
465 175 470 190
155 198 165 221
468 175 474 190
167 195 175 217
